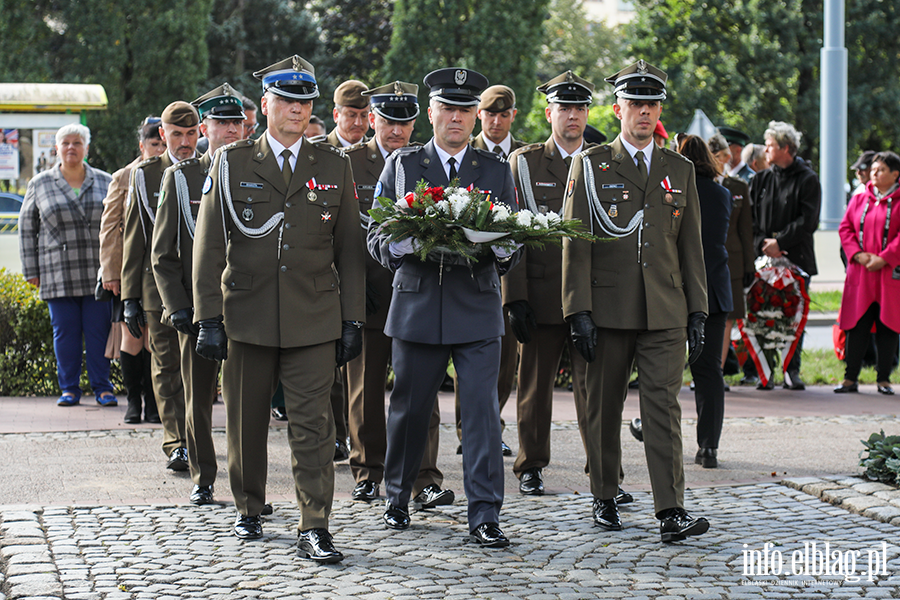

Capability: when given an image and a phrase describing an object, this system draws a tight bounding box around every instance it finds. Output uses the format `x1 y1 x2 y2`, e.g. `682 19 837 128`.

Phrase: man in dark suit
344 81 448 506
367 67 520 548
561 60 710 542
192 56 365 562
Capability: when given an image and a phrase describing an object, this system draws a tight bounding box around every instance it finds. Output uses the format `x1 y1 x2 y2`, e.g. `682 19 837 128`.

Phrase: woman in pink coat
837 151 900 395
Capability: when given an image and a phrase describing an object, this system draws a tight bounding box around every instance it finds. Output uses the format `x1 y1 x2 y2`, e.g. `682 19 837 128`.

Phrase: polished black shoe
501 440 512 456
833 381 859 393
756 378 774 390
233 513 263 539
456 444 463 455
783 370 806 390
334 439 350 461
615 487 633 504
271 406 288 421
695 447 718 469
518 468 544 496
878 384 895 396
261 503 274 516
629 418 643 442
659 507 709 542
297 528 344 563
592 498 623 530
469 522 510 548
189 484 213 505
382 501 410 530
413 484 455 509
352 480 380 502
740 374 759 386
124 400 142 424
166 447 188 471
145 410 162 424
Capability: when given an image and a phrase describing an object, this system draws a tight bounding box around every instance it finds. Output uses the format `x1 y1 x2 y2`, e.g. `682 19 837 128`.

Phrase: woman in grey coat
19 124 116 406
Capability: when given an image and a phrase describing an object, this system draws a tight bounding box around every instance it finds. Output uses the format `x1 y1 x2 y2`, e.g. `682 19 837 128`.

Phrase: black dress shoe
614 487 633 504
189 484 213 505
518 468 544 495
783 370 806 390
724 383 731 392
352 480 380 502
166 447 189 471
469 522 510 548
740 374 759 386
382 502 410 530
271 406 288 421
659 507 709 542
145 410 162 424
124 401 142 424
878 384 895 395
756 378 774 390
334 439 350 462
501 440 512 456
628 377 640 389
456 444 463 455
629 418 643 442
695 447 718 469
233 513 263 539
833 381 859 393
261 503 274 516
297 528 344 563
592 498 623 530
413 484 455 509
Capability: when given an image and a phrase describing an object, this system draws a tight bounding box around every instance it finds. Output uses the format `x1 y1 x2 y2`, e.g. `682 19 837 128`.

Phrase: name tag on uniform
535 182 556 188
356 184 376 190
240 182 264 189
601 183 624 189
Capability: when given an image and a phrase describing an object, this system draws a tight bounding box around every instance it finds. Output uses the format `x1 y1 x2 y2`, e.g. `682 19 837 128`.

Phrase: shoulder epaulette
137 155 161 169
388 145 421 160
313 140 346 157
659 145 690 163
579 144 609 159
516 143 543 155
172 157 200 171
472 146 507 163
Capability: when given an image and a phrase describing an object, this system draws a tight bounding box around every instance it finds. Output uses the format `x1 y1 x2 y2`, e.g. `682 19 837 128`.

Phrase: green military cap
161 101 199 127
191 83 246 120
605 60 667 101
478 85 516 112
333 80 369 109
537 71 594 104
253 55 319 100
362 81 419 122
717 126 750 146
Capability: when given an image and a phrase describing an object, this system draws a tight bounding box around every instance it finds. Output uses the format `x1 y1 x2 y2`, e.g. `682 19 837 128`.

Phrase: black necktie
448 157 458 182
281 149 293 187
635 150 647 184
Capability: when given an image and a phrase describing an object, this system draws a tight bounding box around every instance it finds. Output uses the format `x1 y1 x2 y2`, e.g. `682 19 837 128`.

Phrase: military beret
424 68 489 107
537 71 594 104
717 126 750 146
192 83 246 120
605 60 667 101
333 80 369 109
478 85 516 112
161 101 199 127
253 55 319 101
362 81 419 122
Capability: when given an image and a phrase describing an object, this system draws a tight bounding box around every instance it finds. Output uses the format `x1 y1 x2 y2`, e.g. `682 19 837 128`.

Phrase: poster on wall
0 129 20 181
33 129 59 175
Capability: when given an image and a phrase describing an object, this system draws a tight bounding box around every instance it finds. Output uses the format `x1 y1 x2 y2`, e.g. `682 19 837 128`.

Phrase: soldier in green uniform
122 101 199 471
561 60 710 542
151 84 246 506
326 80 370 148
343 81 450 507
192 56 365 563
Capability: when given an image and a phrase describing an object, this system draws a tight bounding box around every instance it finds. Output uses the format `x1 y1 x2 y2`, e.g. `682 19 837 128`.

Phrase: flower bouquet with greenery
368 179 599 262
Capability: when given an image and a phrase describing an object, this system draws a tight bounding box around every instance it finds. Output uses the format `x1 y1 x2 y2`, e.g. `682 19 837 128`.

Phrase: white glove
389 237 420 258
491 243 522 260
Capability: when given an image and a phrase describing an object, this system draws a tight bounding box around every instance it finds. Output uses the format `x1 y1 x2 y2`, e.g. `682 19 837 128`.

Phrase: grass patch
720 348 883 387
808 290 841 313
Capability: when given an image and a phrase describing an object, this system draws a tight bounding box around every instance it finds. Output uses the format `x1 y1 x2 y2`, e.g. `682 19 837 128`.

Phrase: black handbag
95 268 113 302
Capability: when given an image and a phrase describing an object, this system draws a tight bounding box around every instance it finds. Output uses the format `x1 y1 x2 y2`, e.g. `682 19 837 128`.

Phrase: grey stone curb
783 475 900 526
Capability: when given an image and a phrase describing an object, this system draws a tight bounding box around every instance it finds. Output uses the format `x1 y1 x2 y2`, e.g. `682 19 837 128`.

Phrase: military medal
599 162 610 171
306 177 318 201
242 206 254 221
609 204 618 218
321 210 332 222
308 191 317 201
538 204 549 215
665 193 673 203
622 191 629 201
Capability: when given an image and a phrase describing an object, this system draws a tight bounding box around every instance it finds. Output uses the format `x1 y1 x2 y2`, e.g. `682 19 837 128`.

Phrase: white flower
546 211 562 226
448 191 470 218
436 200 450 215
491 203 511 221
425 206 437 216
515 210 533 227
533 213 550 228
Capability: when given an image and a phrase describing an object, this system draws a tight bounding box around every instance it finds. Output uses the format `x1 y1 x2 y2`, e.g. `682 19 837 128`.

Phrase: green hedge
0 268 122 396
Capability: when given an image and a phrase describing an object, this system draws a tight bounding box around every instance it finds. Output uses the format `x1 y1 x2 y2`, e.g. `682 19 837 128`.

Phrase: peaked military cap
253 55 319 101
424 68 489 107
192 83 246 120
537 71 594 104
161 101 199 127
717 126 750 146
362 81 419 122
478 85 516 112
605 60 667 101
333 80 369 109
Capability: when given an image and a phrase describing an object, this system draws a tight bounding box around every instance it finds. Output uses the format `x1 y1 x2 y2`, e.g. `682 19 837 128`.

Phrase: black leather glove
196 316 228 361
365 280 380 316
336 321 363 367
742 271 756 289
170 308 200 337
123 299 146 339
568 311 597 363
687 312 707 365
506 300 537 344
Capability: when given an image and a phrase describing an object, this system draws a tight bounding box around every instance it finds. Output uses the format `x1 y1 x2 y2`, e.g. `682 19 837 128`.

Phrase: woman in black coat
676 134 733 468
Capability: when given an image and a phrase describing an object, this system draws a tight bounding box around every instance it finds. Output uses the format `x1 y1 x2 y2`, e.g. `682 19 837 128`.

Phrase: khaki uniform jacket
121 152 174 310
98 156 141 283
472 132 525 158
151 153 213 315
326 130 369 149
721 176 755 280
562 136 708 329
504 138 594 324
192 135 366 348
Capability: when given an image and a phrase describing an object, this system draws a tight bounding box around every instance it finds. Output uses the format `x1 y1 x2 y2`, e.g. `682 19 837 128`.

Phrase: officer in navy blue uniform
367 67 520 548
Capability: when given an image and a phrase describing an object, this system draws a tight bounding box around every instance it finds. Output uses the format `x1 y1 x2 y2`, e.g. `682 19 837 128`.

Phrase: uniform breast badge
599 162 610 171
609 204 618 218
242 206 254 221
321 210 332 222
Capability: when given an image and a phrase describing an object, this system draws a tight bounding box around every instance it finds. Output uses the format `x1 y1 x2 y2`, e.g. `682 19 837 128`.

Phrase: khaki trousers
178 331 219 487
146 311 185 456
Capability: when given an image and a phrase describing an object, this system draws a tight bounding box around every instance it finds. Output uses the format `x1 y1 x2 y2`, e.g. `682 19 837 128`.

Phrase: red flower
765 319 775 327
403 191 415 207
750 302 762 312
748 314 757 323
770 295 784 307
427 186 445 202
784 306 797 318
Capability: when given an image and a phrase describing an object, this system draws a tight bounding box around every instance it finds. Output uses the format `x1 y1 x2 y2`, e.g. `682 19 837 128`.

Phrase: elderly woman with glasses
19 124 116 406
